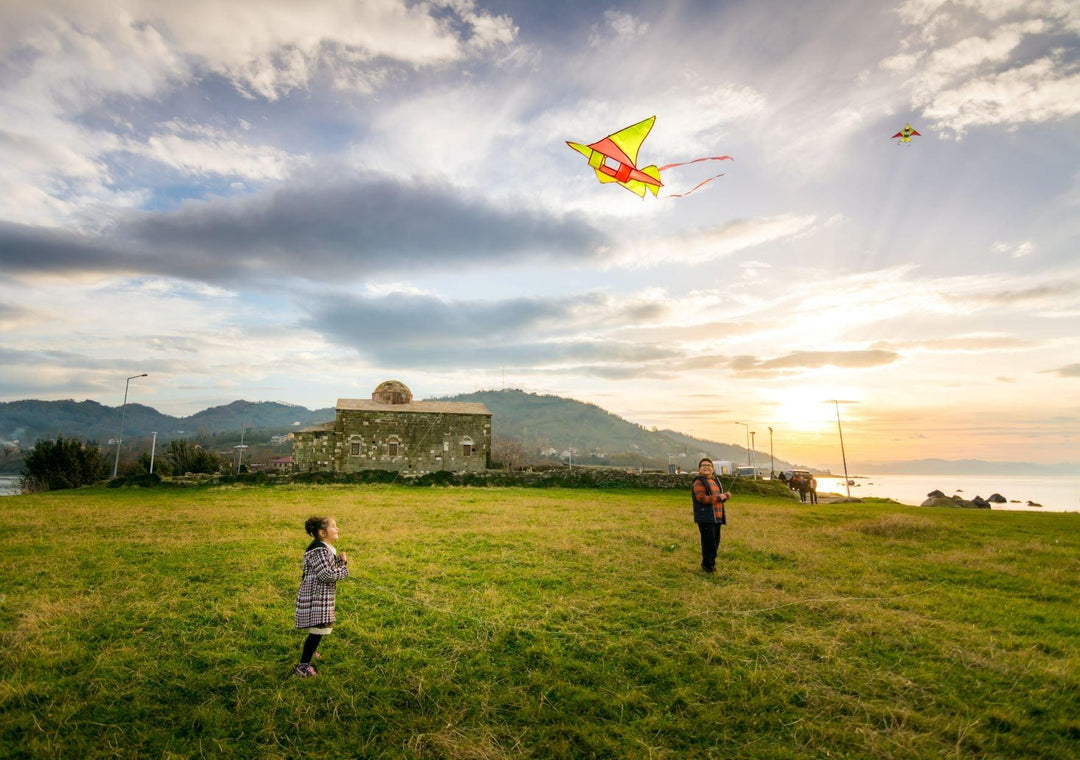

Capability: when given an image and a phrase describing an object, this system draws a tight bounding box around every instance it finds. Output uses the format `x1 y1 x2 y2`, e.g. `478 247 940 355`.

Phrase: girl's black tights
300 633 322 664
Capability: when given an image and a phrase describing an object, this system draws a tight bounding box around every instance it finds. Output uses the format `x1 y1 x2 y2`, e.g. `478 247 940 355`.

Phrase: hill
0 399 335 448
439 389 794 470
1 390 794 473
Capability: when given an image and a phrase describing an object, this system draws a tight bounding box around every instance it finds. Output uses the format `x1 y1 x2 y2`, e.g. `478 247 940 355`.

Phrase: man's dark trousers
698 522 721 570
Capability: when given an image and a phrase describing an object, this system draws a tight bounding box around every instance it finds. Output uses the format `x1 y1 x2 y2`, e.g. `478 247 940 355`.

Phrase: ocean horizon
812 473 1079 513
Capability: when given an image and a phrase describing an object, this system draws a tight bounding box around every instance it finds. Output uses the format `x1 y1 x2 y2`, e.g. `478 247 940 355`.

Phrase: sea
813 473 1079 513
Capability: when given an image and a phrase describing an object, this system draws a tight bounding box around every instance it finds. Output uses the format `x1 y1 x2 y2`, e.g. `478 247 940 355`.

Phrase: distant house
292 381 491 474
270 456 292 472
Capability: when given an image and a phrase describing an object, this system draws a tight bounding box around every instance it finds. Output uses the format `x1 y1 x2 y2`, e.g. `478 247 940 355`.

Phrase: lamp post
826 400 855 497
112 373 147 478
149 431 158 474
750 431 757 479
733 421 750 468
235 404 248 474
768 426 775 478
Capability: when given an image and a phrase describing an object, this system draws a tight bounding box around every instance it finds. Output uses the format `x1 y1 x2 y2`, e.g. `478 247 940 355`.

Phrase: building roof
336 398 491 415
296 421 336 433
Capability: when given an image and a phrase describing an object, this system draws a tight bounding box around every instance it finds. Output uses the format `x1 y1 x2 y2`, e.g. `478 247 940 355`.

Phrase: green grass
1 485 1077 759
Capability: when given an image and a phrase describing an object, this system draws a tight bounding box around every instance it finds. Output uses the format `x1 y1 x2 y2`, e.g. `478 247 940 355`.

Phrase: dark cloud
0 347 178 373
960 281 1080 306
730 350 900 373
1045 363 1080 378
302 290 679 370
0 174 608 284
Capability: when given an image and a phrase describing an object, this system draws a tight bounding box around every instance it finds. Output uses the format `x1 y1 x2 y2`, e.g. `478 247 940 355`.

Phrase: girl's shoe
293 663 317 678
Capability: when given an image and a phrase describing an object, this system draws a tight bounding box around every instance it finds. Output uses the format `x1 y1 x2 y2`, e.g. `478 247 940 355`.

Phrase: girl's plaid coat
294 540 350 629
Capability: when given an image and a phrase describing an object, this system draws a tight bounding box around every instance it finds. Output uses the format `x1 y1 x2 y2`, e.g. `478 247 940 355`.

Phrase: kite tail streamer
665 171 728 199
659 156 733 198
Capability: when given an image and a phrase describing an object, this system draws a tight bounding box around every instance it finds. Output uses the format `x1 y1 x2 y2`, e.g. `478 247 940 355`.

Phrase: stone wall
293 411 491 474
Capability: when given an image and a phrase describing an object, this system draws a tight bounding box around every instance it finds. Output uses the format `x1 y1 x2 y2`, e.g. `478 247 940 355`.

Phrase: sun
771 388 851 434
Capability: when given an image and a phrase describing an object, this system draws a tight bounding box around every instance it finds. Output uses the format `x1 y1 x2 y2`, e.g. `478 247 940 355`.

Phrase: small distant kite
892 123 921 144
567 116 732 199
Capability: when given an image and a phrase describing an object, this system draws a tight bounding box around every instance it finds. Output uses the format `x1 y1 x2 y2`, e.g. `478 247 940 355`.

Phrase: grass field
1 484 1077 759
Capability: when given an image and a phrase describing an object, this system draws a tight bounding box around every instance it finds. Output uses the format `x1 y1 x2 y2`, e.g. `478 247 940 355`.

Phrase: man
809 476 818 504
691 458 731 573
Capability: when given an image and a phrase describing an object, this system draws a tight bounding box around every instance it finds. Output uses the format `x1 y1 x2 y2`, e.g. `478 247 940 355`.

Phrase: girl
293 516 349 677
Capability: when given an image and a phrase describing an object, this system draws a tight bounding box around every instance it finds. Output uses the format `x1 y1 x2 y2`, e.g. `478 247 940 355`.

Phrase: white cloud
611 214 821 268
887 1 1080 135
589 10 650 47
0 0 519 226
922 55 1080 135
125 122 307 180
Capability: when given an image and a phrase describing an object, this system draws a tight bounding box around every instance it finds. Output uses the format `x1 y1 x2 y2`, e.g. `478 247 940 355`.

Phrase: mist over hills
1 391 1075 475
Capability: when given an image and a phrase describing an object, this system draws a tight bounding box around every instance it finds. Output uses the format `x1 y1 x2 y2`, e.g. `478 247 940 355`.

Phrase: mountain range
1 390 1075 475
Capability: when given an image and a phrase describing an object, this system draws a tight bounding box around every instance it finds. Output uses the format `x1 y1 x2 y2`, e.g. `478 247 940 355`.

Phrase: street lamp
733 421 750 468
826 400 856 497
749 431 757 479
768 426 775 478
236 404 249 474
112 373 148 478
149 431 158 474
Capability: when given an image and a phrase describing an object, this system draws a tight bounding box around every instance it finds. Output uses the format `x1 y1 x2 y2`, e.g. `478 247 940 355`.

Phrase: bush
20 436 110 492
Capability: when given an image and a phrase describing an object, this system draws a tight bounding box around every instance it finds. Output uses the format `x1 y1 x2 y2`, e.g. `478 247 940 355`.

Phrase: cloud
959 279 1080 306
589 10 650 47
122 120 307 180
611 214 821 267
1045 363 1080 377
886 1 1080 135
301 289 676 371
872 335 1040 353
0 173 608 283
0 0 518 225
729 350 900 374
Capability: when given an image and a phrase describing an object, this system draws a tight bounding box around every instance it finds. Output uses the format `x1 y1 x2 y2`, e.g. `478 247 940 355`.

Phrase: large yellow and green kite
567 116 732 199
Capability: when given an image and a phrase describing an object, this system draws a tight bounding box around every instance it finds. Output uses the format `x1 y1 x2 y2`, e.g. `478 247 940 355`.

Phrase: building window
461 437 474 457
387 437 400 457
350 441 361 456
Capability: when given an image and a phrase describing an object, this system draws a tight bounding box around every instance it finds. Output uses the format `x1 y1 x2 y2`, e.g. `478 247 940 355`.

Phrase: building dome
372 380 413 405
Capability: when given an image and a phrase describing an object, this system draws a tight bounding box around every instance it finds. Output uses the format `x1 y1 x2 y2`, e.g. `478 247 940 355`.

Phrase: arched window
461 436 474 457
349 437 362 457
387 437 400 457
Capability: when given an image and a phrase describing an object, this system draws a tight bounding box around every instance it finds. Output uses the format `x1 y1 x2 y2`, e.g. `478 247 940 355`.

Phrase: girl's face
321 518 339 543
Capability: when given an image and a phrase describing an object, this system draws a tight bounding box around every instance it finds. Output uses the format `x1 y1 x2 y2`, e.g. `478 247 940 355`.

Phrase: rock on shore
920 490 991 509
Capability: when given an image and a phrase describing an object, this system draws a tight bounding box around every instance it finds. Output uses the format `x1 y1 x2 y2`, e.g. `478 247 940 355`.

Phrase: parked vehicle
735 466 757 478
786 470 812 490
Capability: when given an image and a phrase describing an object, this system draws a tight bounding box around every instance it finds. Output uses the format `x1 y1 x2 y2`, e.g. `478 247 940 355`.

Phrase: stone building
292 381 491 474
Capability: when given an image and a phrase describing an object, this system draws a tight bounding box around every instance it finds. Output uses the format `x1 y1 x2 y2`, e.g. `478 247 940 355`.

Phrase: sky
0 0 1078 470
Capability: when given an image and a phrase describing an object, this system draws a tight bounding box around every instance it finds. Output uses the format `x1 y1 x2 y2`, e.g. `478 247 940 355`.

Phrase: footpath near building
292 381 491 474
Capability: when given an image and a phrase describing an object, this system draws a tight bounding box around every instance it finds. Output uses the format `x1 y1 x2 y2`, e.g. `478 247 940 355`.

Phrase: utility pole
826 400 855 497
113 373 147 478
768 426 775 478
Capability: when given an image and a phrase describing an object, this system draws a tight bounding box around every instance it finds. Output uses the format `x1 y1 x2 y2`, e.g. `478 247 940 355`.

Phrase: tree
21 436 109 491
491 435 526 471
165 439 221 475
